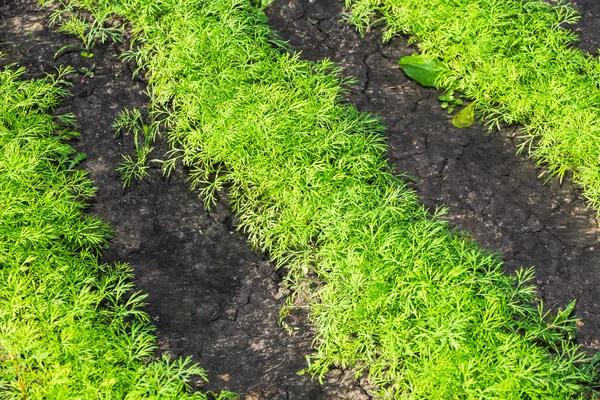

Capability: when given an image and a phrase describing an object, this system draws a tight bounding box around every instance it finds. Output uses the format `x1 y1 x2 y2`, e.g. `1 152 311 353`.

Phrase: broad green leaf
398 55 447 87
452 102 475 128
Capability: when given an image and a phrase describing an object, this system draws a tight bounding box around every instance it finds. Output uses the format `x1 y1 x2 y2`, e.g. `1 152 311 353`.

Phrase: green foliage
41 0 599 398
438 89 464 114
452 101 475 128
113 107 157 188
41 0 123 50
399 56 474 127
346 0 600 212
398 54 446 87
250 0 273 10
0 65 224 398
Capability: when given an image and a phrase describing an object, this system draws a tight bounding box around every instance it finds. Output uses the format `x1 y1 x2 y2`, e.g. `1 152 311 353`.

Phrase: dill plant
39 0 600 397
0 65 231 398
344 0 600 213
113 107 157 188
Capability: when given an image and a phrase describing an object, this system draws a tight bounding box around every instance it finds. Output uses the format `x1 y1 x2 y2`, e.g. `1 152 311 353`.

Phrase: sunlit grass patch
39 0 600 397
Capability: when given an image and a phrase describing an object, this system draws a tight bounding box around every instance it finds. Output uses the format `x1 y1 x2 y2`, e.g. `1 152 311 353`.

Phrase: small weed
250 0 273 10
398 54 446 87
452 101 475 128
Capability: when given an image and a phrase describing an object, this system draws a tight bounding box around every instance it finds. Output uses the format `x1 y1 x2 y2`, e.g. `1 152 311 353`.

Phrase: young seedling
438 90 463 114
44 0 122 59
112 107 156 188
78 63 95 81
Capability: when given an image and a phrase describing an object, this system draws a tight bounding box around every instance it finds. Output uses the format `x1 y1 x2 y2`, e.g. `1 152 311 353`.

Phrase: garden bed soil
1 0 600 398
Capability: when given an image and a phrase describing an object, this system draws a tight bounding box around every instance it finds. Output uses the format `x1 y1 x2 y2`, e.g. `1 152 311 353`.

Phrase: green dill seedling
115 152 149 187
113 106 144 138
41 0 599 397
346 0 600 213
42 0 123 58
0 64 222 398
113 107 157 188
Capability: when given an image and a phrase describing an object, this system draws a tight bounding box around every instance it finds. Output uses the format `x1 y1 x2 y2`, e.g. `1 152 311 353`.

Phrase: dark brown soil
1 0 599 398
